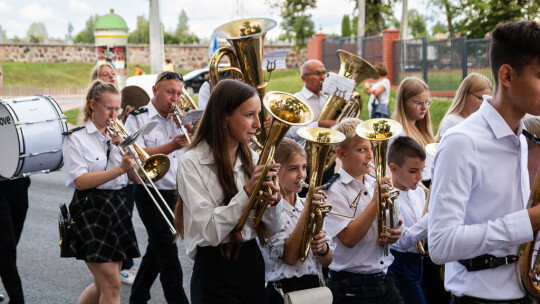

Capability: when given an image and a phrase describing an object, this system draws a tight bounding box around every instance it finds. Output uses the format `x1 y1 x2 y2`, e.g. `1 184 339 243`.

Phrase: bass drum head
0 101 21 178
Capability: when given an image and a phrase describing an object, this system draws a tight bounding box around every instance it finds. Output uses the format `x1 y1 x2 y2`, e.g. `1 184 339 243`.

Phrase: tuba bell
235 91 314 232
297 127 345 261
209 18 277 144
356 119 402 256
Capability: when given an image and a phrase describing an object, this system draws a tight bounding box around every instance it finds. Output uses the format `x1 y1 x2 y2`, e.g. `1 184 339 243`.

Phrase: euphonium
318 49 378 171
108 119 170 184
297 127 345 261
356 119 402 256
209 18 277 144
416 142 438 255
235 92 314 232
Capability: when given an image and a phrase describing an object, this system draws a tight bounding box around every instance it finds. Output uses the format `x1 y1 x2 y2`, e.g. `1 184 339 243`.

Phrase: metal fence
393 37 492 91
361 36 383 66
321 35 384 71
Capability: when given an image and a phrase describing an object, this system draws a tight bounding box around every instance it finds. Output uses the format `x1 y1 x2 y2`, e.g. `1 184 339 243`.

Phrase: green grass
65 108 80 125
398 67 493 91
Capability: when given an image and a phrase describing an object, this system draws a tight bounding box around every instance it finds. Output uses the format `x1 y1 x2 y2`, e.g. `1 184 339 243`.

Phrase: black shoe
0 293 4 302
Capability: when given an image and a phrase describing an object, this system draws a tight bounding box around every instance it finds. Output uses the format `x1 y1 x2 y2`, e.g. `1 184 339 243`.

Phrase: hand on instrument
120 152 138 173
259 174 282 207
318 120 337 128
311 185 328 207
311 231 329 255
378 219 403 245
244 163 281 198
371 176 393 205
171 133 190 150
264 115 273 130
110 132 122 146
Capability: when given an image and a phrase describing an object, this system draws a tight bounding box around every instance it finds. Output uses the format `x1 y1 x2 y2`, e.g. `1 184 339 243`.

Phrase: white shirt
438 113 465 138
62 120 127 190
260 194 330 282
428 99 532 299
390 187 428 254
324 169 394 274
286 86 327 145
124 100 185 190
177 141 283 260
198 81 210 109
367 78 391 116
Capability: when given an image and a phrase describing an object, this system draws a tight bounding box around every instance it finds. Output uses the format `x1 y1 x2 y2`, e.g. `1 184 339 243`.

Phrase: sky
0 0 432 41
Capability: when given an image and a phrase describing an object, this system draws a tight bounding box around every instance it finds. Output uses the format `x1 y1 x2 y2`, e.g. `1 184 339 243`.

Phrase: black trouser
129 186 188 304
451 295 530 304
121 184 136 270
265 274 320 304
422 255 450 304
327 270 403 304
0 178 30 304
191 239 266 304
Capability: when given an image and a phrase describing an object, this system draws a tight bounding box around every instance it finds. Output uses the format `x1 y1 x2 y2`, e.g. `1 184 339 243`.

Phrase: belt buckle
484 256 495 267
373 272 386 284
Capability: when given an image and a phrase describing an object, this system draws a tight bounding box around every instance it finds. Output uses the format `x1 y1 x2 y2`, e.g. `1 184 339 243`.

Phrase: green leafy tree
268 0 316 49
128 15 150 44
432 21 448 36
164 31 180 44
351 15 358 35
67 23 74 41
342 14 352 37
173 10 200 44
26 22 48 42
431 0 458 37
355 0 397 36
408 9 427 37
0 25 6 42
74 15 98 43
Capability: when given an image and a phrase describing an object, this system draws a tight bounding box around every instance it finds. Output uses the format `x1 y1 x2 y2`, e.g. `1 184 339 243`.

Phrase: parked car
183 68 210 95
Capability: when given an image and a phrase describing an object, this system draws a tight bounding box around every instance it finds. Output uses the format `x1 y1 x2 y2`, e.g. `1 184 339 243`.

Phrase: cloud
0 1 14 14
68 0 95 14
19 2 58 21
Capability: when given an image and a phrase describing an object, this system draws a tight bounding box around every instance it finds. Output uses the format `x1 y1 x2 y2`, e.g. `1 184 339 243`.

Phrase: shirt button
364 192 368 195
380 261 384 265
173 156 175 158
96 157 99 160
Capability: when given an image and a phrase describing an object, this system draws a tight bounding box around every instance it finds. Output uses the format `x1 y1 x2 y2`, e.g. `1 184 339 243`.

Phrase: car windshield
183 69 209 81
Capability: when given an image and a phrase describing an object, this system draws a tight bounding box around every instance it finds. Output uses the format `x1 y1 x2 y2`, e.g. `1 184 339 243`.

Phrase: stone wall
0 43 306 70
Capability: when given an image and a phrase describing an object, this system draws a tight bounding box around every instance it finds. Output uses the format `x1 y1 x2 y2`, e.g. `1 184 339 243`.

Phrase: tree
74 15 98 43
408 9 427 37
351 15 358 35
268 0 316 49
26 22 48 42
129 15 150 44
430 0 458 38
173 10 200 44
354 0 397 36
342 14 352 37
0 25 6 43
67 23 74 42
432 21 448 36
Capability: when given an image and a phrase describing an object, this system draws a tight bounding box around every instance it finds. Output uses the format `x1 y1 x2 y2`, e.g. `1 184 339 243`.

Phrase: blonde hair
524 116 540 150
333 118 362 149
82 80 120 122
393 77 435 147
90 63 117 84
275 138 306 165
436 73 492 140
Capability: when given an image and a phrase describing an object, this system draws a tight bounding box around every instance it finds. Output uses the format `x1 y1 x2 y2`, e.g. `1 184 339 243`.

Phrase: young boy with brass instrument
387 136 428 304
324 118 403 304
428 20 540 303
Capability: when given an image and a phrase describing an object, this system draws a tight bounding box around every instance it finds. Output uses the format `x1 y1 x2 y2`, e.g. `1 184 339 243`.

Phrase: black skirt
68 188 140 263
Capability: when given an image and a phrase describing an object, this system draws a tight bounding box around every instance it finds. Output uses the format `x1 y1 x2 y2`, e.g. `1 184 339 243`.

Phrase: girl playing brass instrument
175 80 282 304
260 138 333 304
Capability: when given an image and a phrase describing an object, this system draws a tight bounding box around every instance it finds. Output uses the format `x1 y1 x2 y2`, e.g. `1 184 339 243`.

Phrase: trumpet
235 92 314 232
357 119 402 256
297 127 345 261
107 119 176 235
172 105 192 145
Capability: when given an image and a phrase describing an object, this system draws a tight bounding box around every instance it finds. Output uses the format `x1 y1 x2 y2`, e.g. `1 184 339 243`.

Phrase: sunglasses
155 72 183 85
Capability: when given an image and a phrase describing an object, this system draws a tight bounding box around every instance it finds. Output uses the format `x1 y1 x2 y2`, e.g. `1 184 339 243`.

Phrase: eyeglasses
99 71 116 78
304 70 327 77
95 102 122 114
411 99 433 109
470 93 483 102
155 72 183 85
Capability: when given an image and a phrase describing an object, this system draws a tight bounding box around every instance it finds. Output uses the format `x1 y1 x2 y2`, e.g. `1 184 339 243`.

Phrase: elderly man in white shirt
428 20 540 303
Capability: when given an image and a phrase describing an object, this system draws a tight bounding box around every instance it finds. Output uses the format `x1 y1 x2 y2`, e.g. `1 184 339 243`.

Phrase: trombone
356 119 402 256
235 91 314 232
107 119 176 235
172 87 199 145
297 127 345 261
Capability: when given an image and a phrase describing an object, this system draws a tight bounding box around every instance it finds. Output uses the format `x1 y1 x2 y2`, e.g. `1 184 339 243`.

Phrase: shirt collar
147 99 162 119
198 141 256 169
337 168 374 189
85 120 109 139
481 98 525 141
300 86 324 100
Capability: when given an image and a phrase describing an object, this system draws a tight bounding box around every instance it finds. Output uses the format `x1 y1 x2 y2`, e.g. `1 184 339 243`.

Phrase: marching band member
91 62 118 87
0 63 29 304
387 136 428 304
260 138 333 304
62 80 140 303
124 71 190 303
436 73 492 140
176 79 283 304
428 20 540 303
324 118 403 304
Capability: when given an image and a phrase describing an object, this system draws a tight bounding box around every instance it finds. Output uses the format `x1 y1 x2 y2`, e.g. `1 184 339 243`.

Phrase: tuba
318 50 378 171
235 92 313 232
356 119 402 256
209 18 277 144
297 127 345 261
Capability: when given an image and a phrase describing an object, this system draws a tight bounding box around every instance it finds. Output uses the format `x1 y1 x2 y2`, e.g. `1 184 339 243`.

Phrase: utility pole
357 0 365 56
149 0 164 74
400 0 408 40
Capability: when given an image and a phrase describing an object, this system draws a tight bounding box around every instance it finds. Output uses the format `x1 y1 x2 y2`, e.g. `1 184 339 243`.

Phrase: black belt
452 294 529 304
458 254 518 271
329 270 389 286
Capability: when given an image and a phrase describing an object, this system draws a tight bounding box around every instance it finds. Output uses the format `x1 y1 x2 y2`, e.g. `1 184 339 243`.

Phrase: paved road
0 171 194 303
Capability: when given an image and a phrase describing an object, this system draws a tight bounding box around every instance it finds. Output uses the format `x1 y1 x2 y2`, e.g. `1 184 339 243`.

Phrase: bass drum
0 95 68 179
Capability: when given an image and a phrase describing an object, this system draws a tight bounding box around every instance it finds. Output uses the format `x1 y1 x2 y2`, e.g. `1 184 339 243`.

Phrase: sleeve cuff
507 209 534 245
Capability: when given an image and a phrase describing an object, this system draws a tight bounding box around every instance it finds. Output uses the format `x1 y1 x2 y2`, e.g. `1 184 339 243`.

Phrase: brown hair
524 116 540 150
388 136 426 166
490 20 540 87
90 62 117 84
274 138 307 193
174 80 258 258
374 63 388 77
82 80 120 122
393 77 435 147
